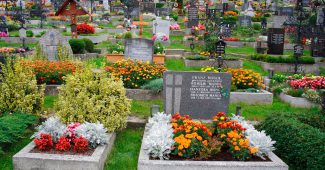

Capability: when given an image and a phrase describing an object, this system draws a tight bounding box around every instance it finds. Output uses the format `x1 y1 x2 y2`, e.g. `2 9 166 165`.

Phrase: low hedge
251 54 315 64
257 113 325 170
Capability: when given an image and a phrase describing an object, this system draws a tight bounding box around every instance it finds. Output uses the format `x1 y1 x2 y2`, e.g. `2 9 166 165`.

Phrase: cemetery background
0 0 324 170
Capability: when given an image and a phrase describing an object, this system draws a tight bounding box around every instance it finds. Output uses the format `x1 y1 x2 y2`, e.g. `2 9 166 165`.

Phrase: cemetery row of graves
0 0 324 170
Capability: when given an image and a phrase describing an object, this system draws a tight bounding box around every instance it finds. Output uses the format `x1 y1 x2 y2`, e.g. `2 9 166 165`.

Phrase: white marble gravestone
152 17 170 38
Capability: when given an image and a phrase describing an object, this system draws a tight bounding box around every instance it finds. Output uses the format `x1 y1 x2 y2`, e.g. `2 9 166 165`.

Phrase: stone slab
230 90 273 105
138 125 288 170
279 93 320 108
13 133 116 170
260 62 319 74
126 89 162 100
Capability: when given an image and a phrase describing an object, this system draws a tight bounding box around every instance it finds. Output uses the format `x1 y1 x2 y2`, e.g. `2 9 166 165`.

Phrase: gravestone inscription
155 8 171 16
39 29 73 61
294 45 304 56
124 38 154 63
267 28 285 55
152 18 170 38
164 71 232 119
278 7 294 16
187 1 199 28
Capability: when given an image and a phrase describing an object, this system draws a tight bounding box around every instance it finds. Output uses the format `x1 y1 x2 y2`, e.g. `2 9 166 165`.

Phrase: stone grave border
279 93 320 109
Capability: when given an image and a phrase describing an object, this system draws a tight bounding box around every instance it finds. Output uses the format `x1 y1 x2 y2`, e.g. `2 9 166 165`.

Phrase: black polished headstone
187 1 199 28
164 71 232 119
216 40 226 55
267 28 285 55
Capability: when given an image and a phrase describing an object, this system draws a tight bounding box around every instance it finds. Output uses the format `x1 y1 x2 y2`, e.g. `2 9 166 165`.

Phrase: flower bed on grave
201 67 273 104
250 54 318 73
13 117 115 170
270 74 324 108
139 112 287 170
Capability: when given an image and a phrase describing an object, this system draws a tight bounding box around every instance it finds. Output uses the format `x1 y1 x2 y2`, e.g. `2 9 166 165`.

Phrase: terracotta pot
153 54 165 65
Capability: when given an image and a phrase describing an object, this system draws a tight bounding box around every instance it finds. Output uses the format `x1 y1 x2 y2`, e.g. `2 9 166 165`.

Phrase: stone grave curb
259 61 319 74
184 59 243 68
279 93 320 108
13 133 116 170
230 90 273 105
138 125 288 170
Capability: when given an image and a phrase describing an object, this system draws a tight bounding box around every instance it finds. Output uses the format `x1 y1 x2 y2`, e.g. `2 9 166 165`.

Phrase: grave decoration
56 0 88 38
164 71 231 119
267 28 285 55
132 15 149 38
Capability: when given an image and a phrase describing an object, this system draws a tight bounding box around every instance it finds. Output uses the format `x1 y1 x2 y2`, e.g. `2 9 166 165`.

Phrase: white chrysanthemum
75 122 108 148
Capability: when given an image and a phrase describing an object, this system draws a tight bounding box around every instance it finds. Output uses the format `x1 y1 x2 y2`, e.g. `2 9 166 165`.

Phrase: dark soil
151 148 271 162
30 147 95 156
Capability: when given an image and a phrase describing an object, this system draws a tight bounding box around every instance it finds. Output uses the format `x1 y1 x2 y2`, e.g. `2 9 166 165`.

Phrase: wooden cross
132 15 149 38
55 0 88 38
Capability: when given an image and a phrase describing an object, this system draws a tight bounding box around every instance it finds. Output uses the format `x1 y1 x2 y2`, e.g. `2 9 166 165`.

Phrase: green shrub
107 42 124 54
83 38 94 53
123 31 132 39
186 55 209 60
154 42 164 54
250 54 315 64
169 12 178 21
0 112 38 154
141 78 163 93
286 88 304 97
224 56 239 60
155 3 164 8
26 30 34 37
55 68 131 132
252 23 261 31
257 113 325 170
0 58 44 114
69 39 85 54
7 22 19 31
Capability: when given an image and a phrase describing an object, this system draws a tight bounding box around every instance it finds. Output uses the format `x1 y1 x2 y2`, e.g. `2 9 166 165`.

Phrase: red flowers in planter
56 137 71 151
34 134 53 151
73 137 89 153
77 23 95 34
289 76 325 90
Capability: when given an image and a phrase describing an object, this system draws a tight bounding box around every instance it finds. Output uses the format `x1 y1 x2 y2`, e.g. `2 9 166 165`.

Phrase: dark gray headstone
155 8 171 16
124 38 154 63
294 45 304 56
267 28 285 55
278 7 294 16
141 2 155 13
164 71 232 119
187 2 199 28
239 16 252 27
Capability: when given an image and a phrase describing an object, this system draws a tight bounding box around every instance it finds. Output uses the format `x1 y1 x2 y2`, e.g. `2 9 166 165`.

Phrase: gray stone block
138 126 288 170
126 89 162 100
230 90 273 105
13 133 116 170
279 93 320 108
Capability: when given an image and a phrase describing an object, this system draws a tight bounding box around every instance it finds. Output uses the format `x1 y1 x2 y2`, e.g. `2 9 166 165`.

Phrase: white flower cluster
75 122 108 148
31 116 66 142
232 115 276 160
143 112 174 160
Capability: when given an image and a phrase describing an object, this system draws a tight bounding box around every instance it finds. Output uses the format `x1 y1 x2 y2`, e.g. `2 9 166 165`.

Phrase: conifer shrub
55 68 131 132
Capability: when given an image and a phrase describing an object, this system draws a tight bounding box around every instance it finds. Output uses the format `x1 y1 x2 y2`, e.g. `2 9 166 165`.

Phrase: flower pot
106 54 124 63
153 54 165 65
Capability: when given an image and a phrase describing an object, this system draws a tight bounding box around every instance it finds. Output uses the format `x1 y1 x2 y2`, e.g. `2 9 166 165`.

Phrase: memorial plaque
278 7 294 16
216 40 226 54
124 38 154 63
267 28 285 55
164 71 232 119
187 2 199 28
239 16 252 27
294 45 304 56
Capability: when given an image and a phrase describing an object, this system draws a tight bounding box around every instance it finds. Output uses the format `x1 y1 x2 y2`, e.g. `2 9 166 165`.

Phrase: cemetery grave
0 0 324 170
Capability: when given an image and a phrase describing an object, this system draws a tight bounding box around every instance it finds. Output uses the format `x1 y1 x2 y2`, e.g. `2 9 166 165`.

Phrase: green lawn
0 40 37 49
165 59 202 71
243 60 268 76
105 128 143 170
226 46 255 55
131 99 163 118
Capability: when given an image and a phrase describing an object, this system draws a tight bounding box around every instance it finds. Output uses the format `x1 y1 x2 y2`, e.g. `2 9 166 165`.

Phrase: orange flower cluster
20 60 78 85
224 11 238 16
226 68 263 90
0 47 15 53
213 112 258 160
105 59 166 88
171 113 211 158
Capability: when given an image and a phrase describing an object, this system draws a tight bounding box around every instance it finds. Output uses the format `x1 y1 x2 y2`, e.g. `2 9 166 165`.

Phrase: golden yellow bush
0 57 44 114
55 67 131 132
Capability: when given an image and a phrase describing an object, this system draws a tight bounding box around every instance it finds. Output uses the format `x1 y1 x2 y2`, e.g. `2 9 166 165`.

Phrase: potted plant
153 42 165 64
106 42 124 63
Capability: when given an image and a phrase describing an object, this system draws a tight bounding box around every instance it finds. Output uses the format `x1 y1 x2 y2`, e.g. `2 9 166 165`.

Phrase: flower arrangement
20 60 78 85
226 69 264 90
0 32 8 37
152 33 169 42
170 23 180 30
32 117 108 153
105 59 167 89
0 47 15 53
77 23 95 35
223 37 240 41
224 11 238 16
144 112 276 161
289 76 325 90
